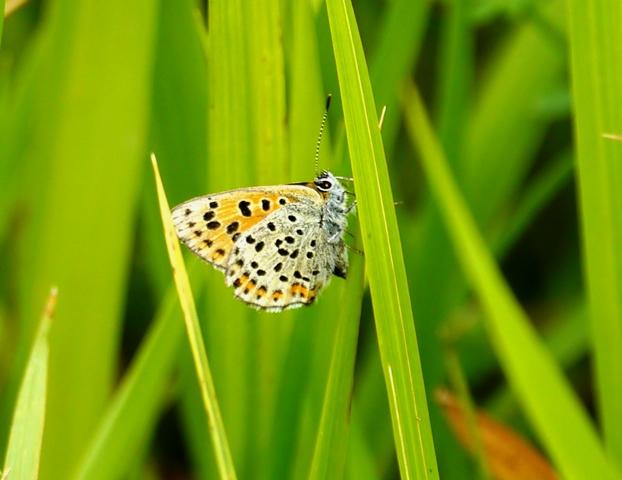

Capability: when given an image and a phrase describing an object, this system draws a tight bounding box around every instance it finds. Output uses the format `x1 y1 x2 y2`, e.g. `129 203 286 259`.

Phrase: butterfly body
172 171 353 312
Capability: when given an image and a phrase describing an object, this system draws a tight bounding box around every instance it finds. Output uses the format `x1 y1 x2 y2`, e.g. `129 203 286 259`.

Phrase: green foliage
567 0 622 467
0 0 621 478
2 289 53 480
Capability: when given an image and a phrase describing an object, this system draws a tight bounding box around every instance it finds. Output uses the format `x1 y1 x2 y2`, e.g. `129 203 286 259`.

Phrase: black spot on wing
238 200 252 217
206 221 220 230
226 221 240 234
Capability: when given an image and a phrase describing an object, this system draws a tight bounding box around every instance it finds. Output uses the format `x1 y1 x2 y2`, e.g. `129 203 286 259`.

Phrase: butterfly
171 171 355 312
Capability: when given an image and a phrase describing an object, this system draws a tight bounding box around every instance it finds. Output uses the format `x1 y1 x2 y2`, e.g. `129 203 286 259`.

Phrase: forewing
224 204 340 311
171 185 320 271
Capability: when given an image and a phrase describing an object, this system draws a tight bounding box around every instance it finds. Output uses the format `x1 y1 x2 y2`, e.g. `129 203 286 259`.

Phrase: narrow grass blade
2 287 55 480
404 83 619 480
325 1 439 478
151 154 237 480
309 241 365 479
567 0 622 464
436 0 472 163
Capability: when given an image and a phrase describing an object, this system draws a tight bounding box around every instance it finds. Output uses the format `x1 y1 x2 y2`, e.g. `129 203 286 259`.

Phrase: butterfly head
311 170 353 243
313 170 344 198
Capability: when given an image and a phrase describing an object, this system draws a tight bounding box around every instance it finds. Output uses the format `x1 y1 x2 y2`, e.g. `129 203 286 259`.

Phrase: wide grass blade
9 1 158 476
567 0 622 464
404 82 619 480
151 154 236 479
74 278 192 480
325 1 439 478
2 287 55 480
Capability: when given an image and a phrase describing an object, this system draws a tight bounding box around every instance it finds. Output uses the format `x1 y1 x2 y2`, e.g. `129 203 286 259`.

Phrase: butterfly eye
315 180 333 191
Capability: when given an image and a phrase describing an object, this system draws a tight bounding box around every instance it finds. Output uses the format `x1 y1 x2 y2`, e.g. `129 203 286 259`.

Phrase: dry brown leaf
436 388 558 480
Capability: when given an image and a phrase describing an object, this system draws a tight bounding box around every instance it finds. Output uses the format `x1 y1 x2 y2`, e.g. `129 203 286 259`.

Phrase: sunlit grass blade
325 0 439 478
404 82 619 480
151 154 237 480
2 287 55 480
567 0 622 464
309 242 365 479
8 1 158 475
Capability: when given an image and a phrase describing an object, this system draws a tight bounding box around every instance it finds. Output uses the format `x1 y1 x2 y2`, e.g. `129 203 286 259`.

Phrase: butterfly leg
345 200 357 215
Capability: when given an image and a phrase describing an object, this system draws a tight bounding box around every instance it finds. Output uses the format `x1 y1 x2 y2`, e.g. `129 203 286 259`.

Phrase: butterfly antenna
315 94 332 174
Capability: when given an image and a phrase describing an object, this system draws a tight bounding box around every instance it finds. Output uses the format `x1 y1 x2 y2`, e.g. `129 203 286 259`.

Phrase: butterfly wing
224 202 347 311
171 185 320 271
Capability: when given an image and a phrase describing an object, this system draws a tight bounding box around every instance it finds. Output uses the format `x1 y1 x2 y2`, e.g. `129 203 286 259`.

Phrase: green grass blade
369 0 429 152
201 2 252 476
151 155 237 480
491 151 573 256
325 1 439 478
2 287 54 480
567 0 622 464
346 418 381 480
436 0 472 163
10 1 158 476
404 82 619 480
309 241 365 479
74 278 191 480
462 0 565 220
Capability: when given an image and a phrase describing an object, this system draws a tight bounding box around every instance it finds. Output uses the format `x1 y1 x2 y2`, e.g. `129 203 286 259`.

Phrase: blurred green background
1 0 621 478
